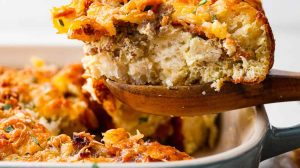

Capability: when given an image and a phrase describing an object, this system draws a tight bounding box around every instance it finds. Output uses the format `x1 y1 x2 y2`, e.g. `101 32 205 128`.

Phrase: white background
0 0 299 127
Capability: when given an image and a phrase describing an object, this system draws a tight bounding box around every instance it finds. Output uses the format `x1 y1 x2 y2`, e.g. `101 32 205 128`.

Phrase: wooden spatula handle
175 69 300 115
255 69 300 104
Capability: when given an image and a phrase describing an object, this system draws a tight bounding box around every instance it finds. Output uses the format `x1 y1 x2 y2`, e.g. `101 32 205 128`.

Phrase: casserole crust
0 59 99 135
0 108 191 162
0 62 191 162
52 0 275 88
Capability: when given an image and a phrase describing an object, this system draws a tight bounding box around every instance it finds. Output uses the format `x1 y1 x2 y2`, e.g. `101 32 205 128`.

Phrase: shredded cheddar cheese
51 0 229 41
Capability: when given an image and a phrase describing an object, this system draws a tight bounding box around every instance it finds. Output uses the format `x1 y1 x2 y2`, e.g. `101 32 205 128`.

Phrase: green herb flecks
193 0 208 14
22 101 36 110
193 8 197 14
25 102 36 110
47 137 51 141
3 104 12 111
211 14 217 22
198 0 208 6
30 134 43 149
92 163 99 168
5 125 14 133
58 19 65 27
138 116 149 124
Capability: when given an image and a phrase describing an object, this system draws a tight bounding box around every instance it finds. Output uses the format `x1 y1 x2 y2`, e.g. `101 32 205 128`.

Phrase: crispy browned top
0 59 100 135
52 0 269 41
0 60 191 162
0 108 191 162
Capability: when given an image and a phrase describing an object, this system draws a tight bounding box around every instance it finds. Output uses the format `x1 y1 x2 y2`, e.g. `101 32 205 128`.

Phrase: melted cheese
51 0 230 41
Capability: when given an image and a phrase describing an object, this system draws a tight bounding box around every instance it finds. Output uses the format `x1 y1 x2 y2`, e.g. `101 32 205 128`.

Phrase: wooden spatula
105 69 300 116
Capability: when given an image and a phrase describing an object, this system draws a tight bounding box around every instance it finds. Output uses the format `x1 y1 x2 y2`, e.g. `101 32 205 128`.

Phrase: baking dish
0 45 300 168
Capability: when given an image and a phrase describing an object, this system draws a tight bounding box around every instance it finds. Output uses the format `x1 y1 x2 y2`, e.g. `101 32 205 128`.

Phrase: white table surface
0 0 299 167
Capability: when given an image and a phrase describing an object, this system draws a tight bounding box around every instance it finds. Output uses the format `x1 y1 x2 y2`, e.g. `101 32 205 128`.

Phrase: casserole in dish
1 45 300 168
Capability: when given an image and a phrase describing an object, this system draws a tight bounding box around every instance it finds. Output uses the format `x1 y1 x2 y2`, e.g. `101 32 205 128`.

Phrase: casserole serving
52 0 275 91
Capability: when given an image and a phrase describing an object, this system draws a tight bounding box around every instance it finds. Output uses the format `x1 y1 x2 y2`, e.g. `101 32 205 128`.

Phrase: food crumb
211 79 224 92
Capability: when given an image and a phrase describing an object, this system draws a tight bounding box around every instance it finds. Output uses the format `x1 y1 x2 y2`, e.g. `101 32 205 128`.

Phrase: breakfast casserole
0 60 218 162
0 58 99 135
52 0 275 90
0 108 191 162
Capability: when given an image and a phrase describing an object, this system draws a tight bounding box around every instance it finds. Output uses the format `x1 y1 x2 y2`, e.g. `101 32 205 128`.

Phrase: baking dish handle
261 124 300 161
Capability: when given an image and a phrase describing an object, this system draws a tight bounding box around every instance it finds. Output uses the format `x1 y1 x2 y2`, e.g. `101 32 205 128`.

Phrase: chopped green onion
5 125 14 133
3 104 12 111
193 0 208 14
198 0 207 6
30 134 42 149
